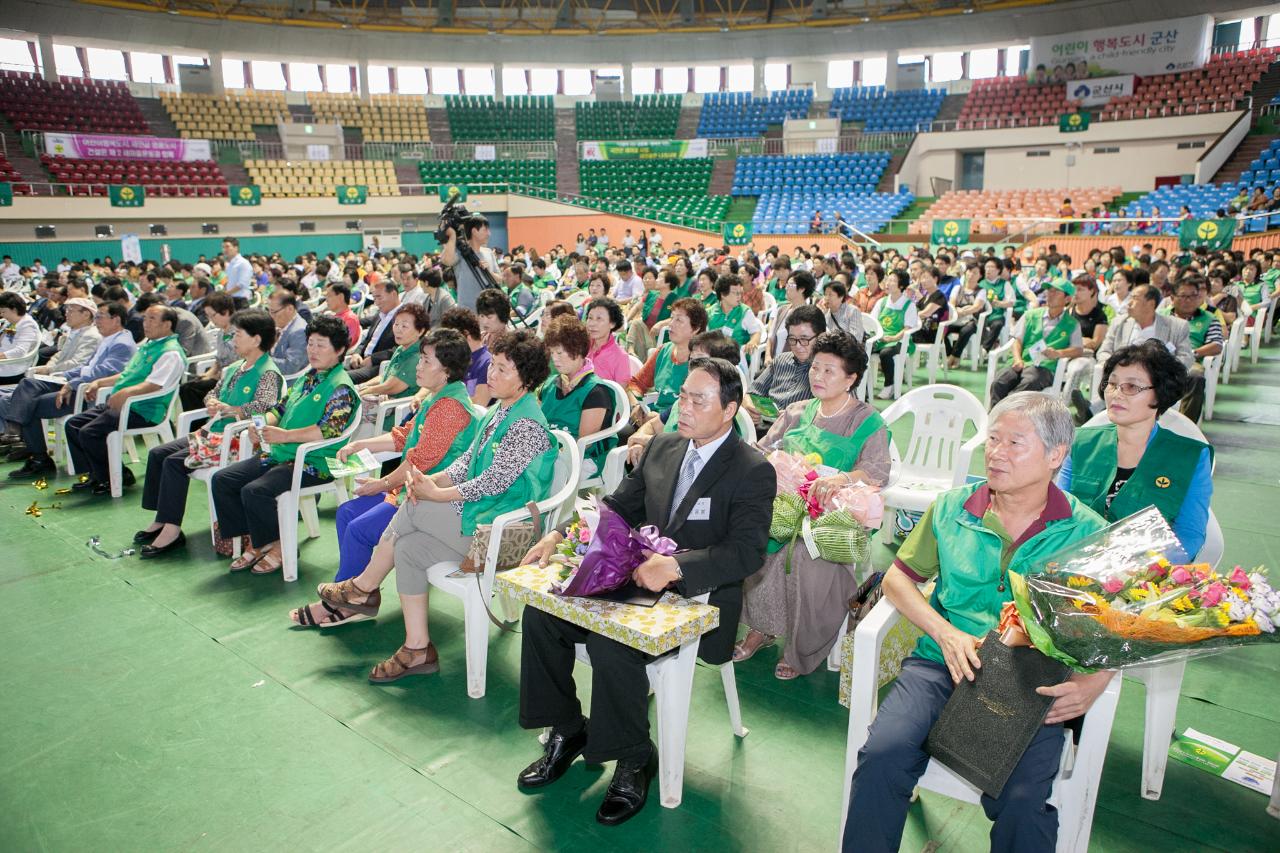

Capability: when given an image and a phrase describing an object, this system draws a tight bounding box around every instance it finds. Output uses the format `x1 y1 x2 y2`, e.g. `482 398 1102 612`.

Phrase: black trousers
179 377 217 412
1179 363 1206 423
519 607 655 765
347 364 378 384
877 343 902 387
209 456 324 548
990 365 1054 405
981 314 1006 351
141 436 196 526
945 320 978 359
65 404 154 483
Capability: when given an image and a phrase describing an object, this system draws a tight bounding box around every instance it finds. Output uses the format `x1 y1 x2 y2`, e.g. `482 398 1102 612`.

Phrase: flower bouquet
552 500 679 598
1003 506 1280 671
765 450 880 569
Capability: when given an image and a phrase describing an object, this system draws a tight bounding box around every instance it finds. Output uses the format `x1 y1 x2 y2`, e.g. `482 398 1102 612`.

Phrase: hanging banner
120 234 142 264
1067 74 1135 106
45 132 212 162
1059 112 1091 133
581 140 709 161
230 185 261 206
1028 15 1213 83
439 184 469 203
722 222 754 246
109 184 145 207
306 144 331 161
931 218 971 246
474 145 497 161
0 183 12 207
337 185 367 205
1179 219 1236 251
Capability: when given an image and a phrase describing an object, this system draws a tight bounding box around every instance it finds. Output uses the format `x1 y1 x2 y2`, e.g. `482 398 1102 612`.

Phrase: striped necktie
668 446 703 526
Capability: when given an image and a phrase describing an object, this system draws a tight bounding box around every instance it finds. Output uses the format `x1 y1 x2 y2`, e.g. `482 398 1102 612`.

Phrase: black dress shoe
140 531 186 559
517 722 589 790
71 479 100 491
133 528 162 544
595 743 658 826
7 456 54 479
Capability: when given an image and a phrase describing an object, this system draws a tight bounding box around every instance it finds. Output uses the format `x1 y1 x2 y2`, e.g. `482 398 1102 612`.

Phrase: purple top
467 345 492 395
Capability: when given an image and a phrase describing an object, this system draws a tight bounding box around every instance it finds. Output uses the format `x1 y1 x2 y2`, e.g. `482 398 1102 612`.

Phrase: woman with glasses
1056 341 1212 558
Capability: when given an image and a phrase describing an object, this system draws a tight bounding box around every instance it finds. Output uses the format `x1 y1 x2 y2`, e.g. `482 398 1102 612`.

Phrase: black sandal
292 601 370 629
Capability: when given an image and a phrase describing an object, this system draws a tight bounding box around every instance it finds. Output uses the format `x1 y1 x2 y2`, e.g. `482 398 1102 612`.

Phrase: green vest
538 371 616 466
1066 424 1211 529
652 342 689 410
460 392 557 536
115 335 184 424
383 340 422 398
268 365 360 469
1019 307 1079 372
915 483 1107 665
1242 280 1263 305
767 278 787 304
209 353 282 433
1183 308 1214 350
641 289 674 326
699 290 719 309
403 381 479 475
708 302 750 346
875 298 915 355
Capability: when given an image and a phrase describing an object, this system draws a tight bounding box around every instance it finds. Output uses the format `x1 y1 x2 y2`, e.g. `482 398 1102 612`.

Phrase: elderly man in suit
268 290 309 376
345 276 402 383
517 356 776 826
1089 283 1192 414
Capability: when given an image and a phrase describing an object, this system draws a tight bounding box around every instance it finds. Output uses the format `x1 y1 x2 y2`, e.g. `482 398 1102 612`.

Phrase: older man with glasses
742 304 826 427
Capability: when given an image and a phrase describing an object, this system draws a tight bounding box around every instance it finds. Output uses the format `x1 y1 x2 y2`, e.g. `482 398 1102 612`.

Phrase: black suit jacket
357 308 398 366
605 429 776 664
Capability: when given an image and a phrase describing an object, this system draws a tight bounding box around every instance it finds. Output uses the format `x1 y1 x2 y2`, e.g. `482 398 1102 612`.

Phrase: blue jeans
334 493 398 582
842 656 1065 853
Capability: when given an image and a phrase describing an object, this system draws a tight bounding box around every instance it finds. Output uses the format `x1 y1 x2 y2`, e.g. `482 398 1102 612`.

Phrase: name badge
688 497 711 521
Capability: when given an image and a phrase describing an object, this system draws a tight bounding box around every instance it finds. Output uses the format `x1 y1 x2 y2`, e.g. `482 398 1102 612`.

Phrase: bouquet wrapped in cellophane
551 498 679 598
1004 507 1280 672
766 450 880 568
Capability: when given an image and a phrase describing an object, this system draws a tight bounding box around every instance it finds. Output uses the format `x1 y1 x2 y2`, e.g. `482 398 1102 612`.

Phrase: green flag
1179 218 1236 251
337 185 367 205
109 184 145 207
439 184 468 203
931 218 971 246
0 183 11 207
1059 112 1090 133
230 185 261 206
722 221 753 246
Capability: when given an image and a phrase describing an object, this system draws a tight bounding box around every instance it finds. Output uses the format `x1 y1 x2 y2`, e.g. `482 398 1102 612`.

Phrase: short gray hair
989 392 1075 459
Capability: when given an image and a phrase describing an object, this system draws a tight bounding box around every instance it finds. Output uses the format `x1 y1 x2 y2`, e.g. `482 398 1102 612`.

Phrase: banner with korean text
1067 75 1135 107
581 139 709 161
1028 15 1213 83
44 132 212 162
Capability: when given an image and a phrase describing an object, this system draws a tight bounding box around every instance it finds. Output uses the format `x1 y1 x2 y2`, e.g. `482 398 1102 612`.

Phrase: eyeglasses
786 335 817 346
1103 380 1154 397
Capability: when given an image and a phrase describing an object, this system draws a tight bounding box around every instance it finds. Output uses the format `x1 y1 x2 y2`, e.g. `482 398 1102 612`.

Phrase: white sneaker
876 387 895 400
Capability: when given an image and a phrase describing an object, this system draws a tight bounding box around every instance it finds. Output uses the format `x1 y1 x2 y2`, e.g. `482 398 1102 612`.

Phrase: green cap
1044 278 1076 296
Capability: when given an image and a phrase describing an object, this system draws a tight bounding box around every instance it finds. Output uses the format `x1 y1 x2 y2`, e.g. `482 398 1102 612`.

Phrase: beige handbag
458 501 542 574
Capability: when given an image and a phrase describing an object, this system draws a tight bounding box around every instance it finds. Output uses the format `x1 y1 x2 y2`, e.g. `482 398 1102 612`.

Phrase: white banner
815 137 838 154
684 138 708 159
474 144 497 161
1068 74 1135 106
120 234 142 264
1029 14 1213 83
306 144 331 161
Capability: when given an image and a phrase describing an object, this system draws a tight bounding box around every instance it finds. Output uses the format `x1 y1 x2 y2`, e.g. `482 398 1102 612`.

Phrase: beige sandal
732 630 777 663
369 643 439 683
229 547 263 572
316 578 382 616
250 547 284 575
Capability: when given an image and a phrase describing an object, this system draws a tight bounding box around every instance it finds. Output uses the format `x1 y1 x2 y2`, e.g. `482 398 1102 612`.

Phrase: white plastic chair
856 312 883 402
903 316 952 388
274 414 362 583
863 312 917 401
426 429 581 698
1242 299 1273 366
626 352 643 380
105 355 189 498
1220 317 1245 384
0 346 40 380
45 379 95 476
178 414 256 558
572 593 747 809
839 594 1123 852
575 379 631 491
878 385 987 546
1200 353 1222 421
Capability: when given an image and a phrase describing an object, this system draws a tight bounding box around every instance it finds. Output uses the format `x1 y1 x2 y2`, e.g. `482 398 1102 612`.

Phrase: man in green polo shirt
843 393 1112 853
989 278 1084 405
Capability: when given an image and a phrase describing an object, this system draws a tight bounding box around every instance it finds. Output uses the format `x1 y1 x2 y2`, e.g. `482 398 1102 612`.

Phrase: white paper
38 373 68 385
326 447 381 478
1183 727 1240 756
1026 339 1049 366
1222 751 1277 795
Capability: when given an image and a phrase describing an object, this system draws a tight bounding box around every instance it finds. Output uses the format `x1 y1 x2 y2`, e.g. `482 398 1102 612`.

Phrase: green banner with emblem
337 185 367 205
581 140 708 161
0 183 12 207
109 184 145 207
931 218 971 246
1059 112 1090 133
439 184 468 203
722 221 754 246
230 184 261 206
1179 218 1236 251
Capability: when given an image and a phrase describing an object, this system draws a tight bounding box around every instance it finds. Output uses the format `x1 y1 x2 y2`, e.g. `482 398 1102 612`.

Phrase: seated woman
539 317 615 478
209 316 361 575
691 267 719 309
135 309 285 558
707 274 763 353
821 280 866 342
626 332 741 463
582 296 631 386
623 267 676 360
314 331 557 681
1057 341 1212 558
354 302 429 426
575 273 612 318
943 262 988 368
439 307 491 406
626 297 708 415
872 270 919 399
289 329 479 627
736 332 892 679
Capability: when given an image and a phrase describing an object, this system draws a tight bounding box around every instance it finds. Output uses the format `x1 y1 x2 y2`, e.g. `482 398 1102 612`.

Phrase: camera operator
441 213 500 312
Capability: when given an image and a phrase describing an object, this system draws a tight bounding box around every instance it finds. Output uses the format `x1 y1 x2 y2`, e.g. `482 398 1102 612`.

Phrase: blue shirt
466 346 491 396
224 254 253 299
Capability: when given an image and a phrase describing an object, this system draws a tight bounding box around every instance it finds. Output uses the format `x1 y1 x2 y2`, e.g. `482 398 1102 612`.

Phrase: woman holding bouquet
1057 340 1213 558
736 331 892 679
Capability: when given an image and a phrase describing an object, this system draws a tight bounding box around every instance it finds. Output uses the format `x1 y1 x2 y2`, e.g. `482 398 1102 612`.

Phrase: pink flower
1200 582 1229 607
579 528 592 544
1101 578 1125 595
1169 567 1192 585
1229 567 1251 591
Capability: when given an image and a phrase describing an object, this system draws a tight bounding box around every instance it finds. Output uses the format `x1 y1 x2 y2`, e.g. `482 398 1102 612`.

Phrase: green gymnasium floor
3 350 1278 853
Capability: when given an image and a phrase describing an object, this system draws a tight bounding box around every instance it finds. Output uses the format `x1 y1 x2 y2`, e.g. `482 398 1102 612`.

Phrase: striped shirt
751 352 814 409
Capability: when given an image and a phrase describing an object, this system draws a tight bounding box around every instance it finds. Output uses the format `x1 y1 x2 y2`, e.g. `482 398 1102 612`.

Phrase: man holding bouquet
517 357 776 826
843 393 1113 853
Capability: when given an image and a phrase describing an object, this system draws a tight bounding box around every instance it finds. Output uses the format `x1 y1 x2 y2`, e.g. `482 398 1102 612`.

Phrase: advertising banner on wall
581 139 709 160
1028 14 1213 83
1067 74 1135 106
45 133 212 162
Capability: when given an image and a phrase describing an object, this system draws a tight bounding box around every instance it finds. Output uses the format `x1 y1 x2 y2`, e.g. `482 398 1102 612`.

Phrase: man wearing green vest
65 304 185 496
843 393 1112 852
1170 276 1224 422
989 278 1084 406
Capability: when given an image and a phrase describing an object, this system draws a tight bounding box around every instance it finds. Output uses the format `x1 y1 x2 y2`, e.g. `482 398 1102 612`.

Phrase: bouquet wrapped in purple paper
553 502 680 598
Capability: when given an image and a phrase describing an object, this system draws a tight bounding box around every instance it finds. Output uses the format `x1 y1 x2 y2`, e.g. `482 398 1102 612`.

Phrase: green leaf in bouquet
1008 572 1090 672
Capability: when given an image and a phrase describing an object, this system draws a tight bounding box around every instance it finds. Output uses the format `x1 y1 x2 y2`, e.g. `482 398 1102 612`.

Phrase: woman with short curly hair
540 317 616 477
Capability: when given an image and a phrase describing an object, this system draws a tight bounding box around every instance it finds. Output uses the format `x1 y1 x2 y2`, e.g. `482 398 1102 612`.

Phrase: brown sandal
732 630 777 663
229 547 263 572
250 547 284 575
316 578 382 616
369 643 439 683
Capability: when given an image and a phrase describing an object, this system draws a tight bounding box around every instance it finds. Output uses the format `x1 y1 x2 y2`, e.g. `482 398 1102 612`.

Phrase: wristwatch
672 562 684 581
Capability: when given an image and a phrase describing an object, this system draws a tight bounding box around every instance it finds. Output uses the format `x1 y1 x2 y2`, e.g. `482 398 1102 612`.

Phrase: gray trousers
388 499 470 595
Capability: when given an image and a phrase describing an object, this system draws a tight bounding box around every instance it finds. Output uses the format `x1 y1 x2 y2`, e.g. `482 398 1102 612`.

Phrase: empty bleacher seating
574 95 682 140
40 154 228 197
753 191 913 235
160 90 287 141
0 71 147 134
828 86 944 132
417 159 555 195
1239 139 1280 191
243 158 398 198
911 187 1122 236
697 90 814 137
445 95 554 141
732 152 891 196
308 93 429 142
565 194 731 228
580 158 713 198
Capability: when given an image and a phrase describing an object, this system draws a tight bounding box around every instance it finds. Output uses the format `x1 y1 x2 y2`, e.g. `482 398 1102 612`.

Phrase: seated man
268 290 309 377
346 276 402 383
743 304 825 426
63 305 184 495
843 393 1113 853
989 279 1084 405
518 357 775 825
1168 276 1223 423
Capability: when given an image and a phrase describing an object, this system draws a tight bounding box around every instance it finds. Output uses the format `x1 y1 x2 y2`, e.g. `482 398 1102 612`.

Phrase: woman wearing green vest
135 310 284 559
979 256 1015 351
989 278 1084 406
317 331 558 682
872 270 920 400
623 267 676 361
290 329 480 629
211 316 361 575
626 297 708 415
737 332 892 679
1058 341 1213 558
707 275 763 353
540 318 615 479
354 303 429 429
